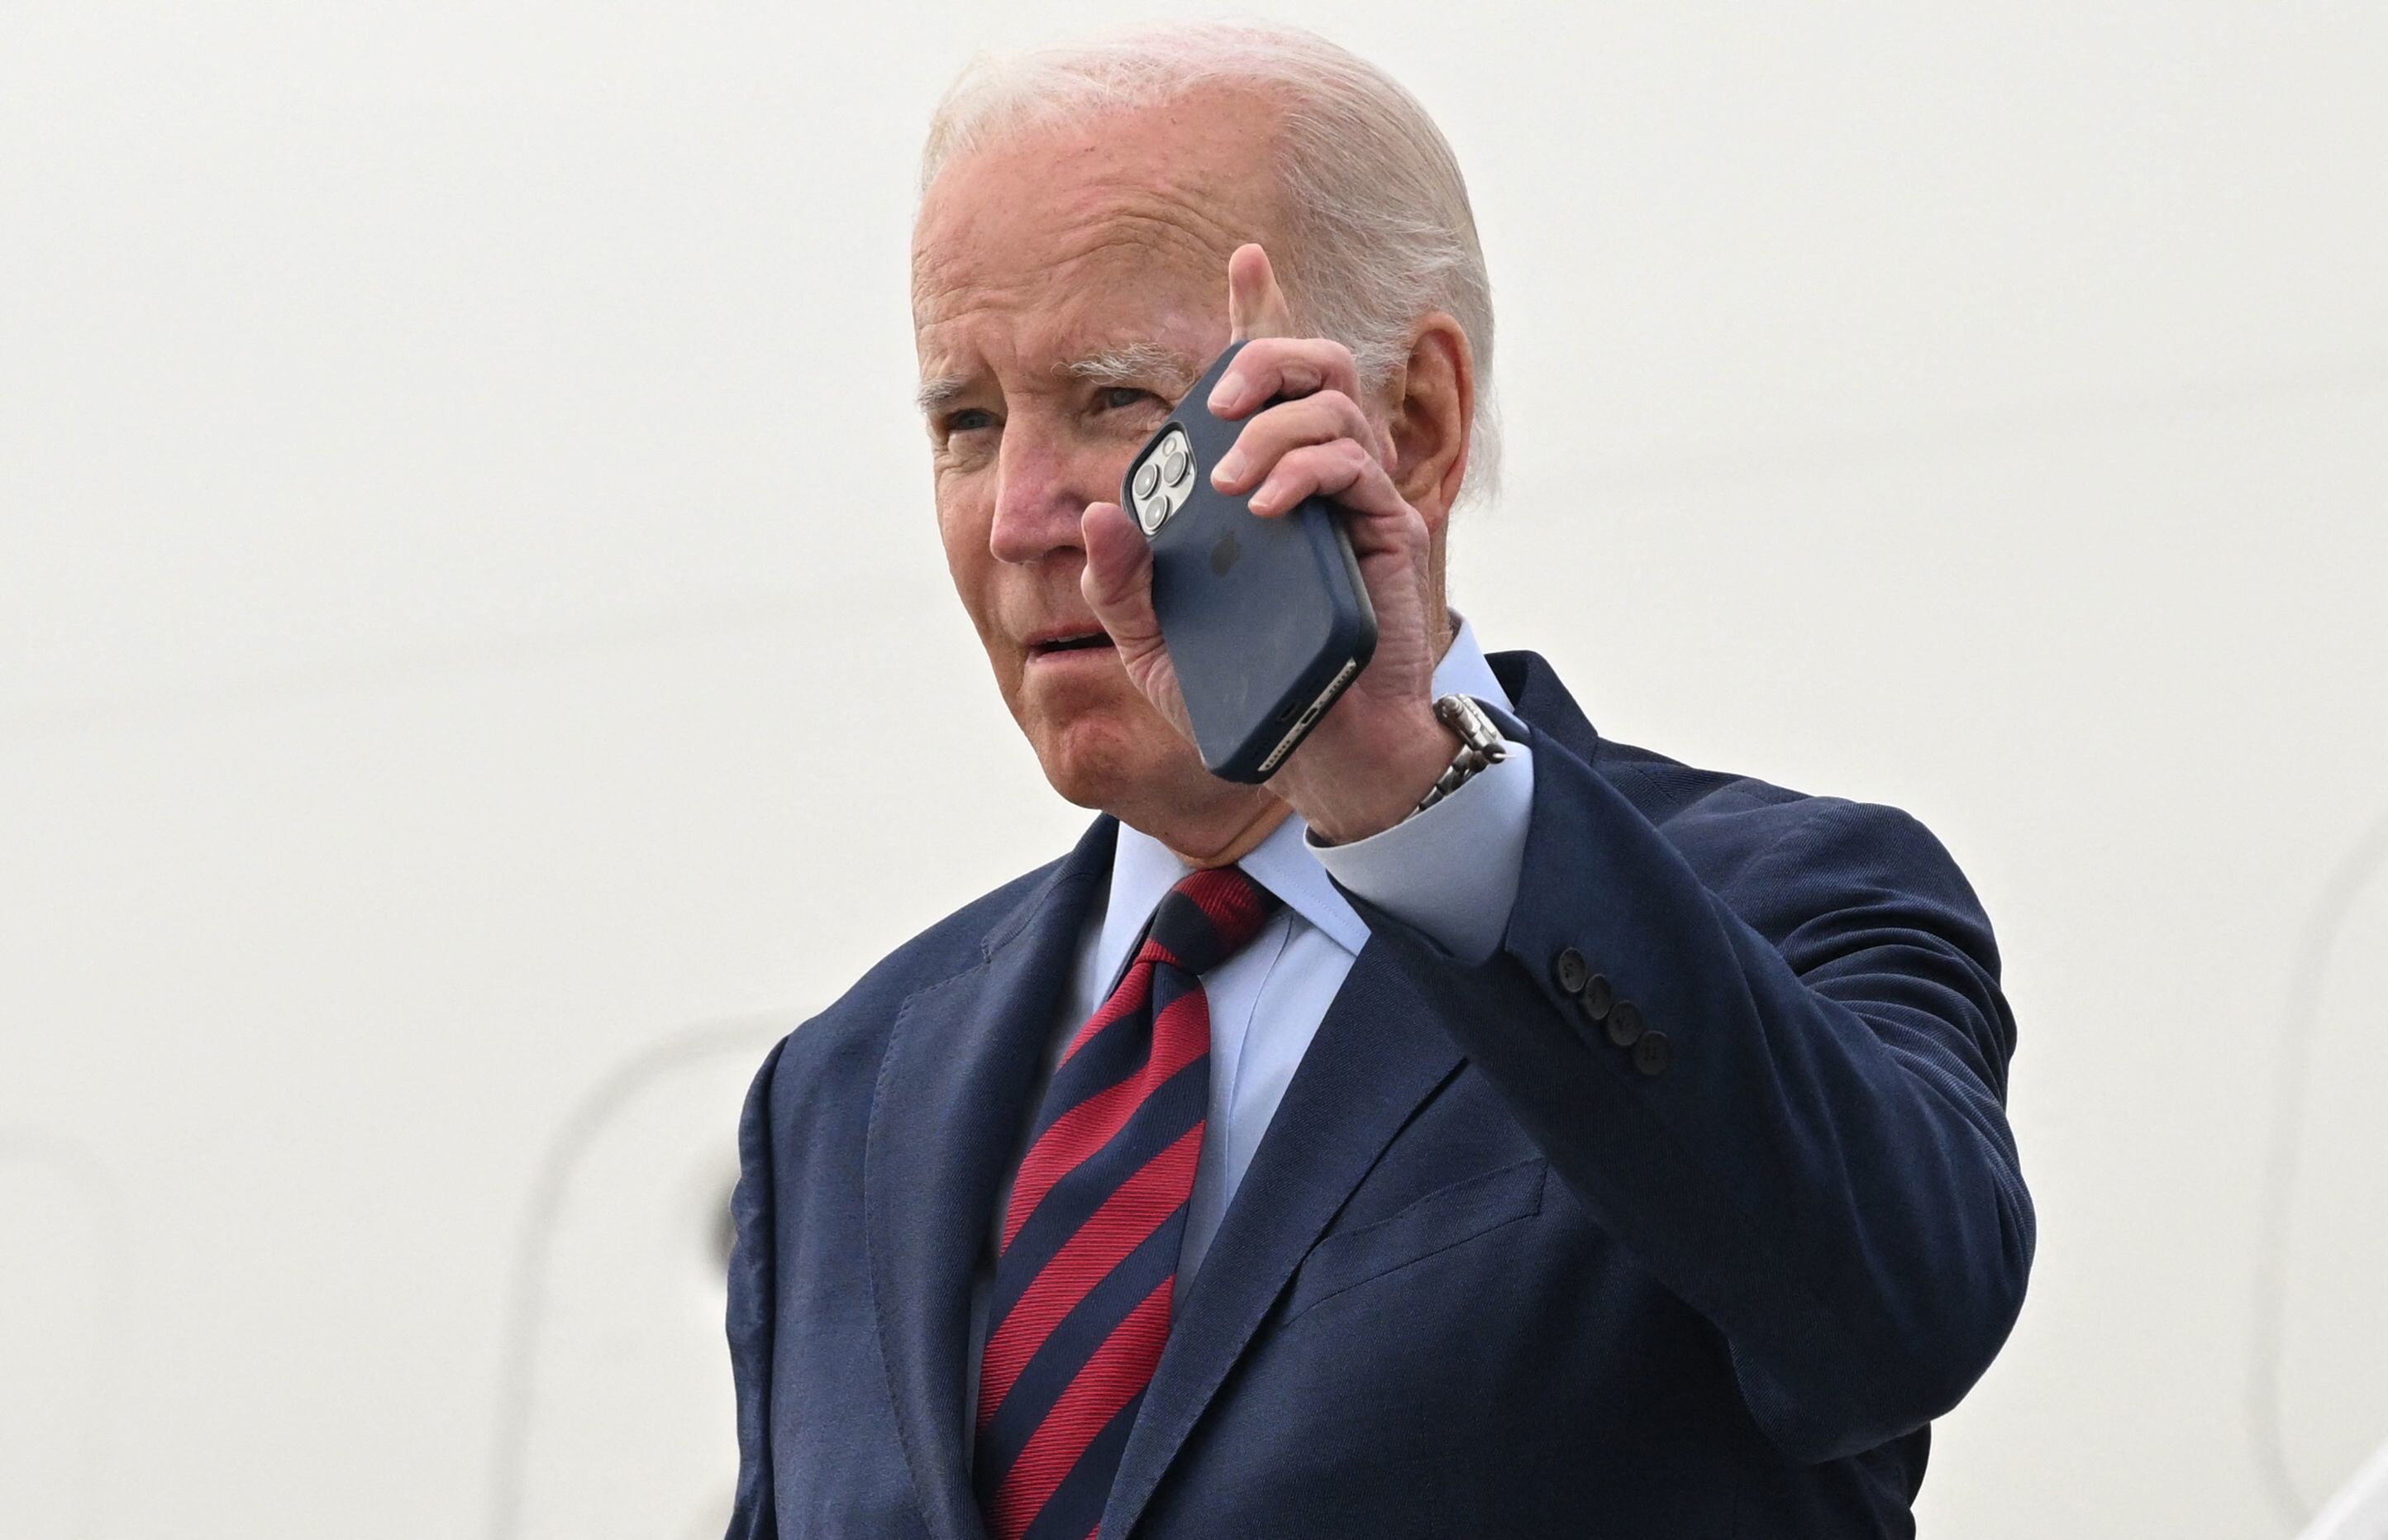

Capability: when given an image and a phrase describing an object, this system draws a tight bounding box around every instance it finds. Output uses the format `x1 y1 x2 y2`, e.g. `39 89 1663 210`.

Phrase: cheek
935 478 998 627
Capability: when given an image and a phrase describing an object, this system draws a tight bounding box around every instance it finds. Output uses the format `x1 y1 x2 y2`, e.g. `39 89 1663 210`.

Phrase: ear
1384 312 1475 525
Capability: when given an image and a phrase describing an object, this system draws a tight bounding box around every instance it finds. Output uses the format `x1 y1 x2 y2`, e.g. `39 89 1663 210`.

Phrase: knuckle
1270 451 1320 492
1253 397 1332 448
1298 393 1359 440
1283 395 1337 436
1241 336 1296 373
1244 336 1356 385
1290 442 1357 489
1239 417 1292 461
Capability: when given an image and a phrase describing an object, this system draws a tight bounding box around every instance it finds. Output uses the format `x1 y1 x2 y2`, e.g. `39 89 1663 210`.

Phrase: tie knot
1142 865 1280 978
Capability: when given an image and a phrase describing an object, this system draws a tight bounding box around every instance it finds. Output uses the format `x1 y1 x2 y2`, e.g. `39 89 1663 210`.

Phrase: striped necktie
972 865 1281 1540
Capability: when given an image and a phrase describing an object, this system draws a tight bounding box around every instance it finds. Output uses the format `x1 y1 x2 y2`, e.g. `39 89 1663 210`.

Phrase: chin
1025 706 1192 814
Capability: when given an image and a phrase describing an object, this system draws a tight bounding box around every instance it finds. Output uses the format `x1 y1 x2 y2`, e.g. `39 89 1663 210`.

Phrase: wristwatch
1410 694 1510 818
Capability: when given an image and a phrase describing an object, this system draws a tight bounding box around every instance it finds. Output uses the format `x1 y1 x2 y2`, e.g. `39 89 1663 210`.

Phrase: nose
987 418 1105 567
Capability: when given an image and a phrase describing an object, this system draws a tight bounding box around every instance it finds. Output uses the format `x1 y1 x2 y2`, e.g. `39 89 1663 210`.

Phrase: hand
1080 243 1456 844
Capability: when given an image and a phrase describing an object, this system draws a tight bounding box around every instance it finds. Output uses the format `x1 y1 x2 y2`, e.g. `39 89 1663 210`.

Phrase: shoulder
1593 733 1845 868
1592 734 1997 966
1603 734 1973 877
1499 647 1984 922
1501 649 1988 949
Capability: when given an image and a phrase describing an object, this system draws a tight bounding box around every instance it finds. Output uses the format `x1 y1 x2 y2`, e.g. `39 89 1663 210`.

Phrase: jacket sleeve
724 1036 789 1538
1348 723 2033 1463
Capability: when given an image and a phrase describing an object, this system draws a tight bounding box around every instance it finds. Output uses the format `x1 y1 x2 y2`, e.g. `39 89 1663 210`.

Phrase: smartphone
1121 341 1378 784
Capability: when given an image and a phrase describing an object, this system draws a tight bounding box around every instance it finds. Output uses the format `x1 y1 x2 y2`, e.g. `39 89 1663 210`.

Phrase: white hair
919 21 1500 506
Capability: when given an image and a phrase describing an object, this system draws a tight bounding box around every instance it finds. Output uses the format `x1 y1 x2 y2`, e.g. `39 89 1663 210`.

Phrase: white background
3 2 2384 1536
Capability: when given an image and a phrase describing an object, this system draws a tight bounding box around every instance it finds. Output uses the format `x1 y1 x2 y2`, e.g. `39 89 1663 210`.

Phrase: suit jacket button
1633 1030 1671 1077
1577 973 1613 1023
1604 999 1644 1049
1553 946 1590 995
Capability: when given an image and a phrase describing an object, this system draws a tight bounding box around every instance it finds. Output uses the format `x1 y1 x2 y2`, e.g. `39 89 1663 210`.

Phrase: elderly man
726 21 2031 1540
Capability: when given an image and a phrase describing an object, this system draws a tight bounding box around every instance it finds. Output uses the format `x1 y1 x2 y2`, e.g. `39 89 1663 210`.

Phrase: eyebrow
1065 341 1199 398
914 374 970 417
913 341 1202 419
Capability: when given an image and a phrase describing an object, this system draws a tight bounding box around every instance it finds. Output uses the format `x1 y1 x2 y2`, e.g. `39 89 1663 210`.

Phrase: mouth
1027 629 1117 659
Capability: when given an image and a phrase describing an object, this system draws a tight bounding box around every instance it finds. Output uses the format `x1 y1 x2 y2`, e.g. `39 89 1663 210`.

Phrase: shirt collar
1101 613 1509 964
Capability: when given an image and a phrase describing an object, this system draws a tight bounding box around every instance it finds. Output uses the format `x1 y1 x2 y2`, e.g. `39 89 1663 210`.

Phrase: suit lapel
1099 935 1466 1539
865 817 1116 1540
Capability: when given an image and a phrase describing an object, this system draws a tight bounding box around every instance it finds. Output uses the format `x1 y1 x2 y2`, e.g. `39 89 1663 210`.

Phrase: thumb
1080 501 1164 658
1080 500 1190 737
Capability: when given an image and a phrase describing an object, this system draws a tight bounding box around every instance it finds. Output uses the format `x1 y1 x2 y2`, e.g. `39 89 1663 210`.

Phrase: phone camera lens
1134 462 1161 499
1161 448 1189 484
1138 497 1170 534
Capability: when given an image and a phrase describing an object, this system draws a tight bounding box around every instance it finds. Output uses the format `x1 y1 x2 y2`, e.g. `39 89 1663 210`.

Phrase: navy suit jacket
725 650 2032 1538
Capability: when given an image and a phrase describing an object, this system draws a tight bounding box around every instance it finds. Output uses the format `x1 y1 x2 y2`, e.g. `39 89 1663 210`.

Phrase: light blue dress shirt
962 618 1537 1445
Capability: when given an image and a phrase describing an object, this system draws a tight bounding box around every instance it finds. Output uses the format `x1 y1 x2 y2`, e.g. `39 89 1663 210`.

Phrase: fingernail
1212 448 1246 486
1208 374 1245 413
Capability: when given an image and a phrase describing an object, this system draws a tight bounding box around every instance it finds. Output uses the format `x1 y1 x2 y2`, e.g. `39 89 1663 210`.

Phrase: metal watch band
1410 694 1511 818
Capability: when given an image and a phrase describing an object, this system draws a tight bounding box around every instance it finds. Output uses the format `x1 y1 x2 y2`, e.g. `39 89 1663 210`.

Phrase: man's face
912 99 1282 812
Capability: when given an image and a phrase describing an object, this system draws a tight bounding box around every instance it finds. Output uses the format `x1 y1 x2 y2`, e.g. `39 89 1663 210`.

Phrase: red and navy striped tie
973 865 1280 1540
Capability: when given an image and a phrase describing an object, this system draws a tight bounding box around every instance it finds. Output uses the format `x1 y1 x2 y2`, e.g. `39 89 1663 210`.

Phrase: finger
1078 501 1164 656
1210 390 1374 493
1226 243 1295 345
1208 335 1361 419
1080 502 1195 739
1246 440 1416 528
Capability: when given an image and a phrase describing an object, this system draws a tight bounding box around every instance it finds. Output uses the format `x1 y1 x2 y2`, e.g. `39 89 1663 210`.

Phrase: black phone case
1123 341 1378 784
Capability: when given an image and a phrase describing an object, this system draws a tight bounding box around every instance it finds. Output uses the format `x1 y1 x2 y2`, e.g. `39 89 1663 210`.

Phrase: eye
1095 386 1151 412
940 407 997 437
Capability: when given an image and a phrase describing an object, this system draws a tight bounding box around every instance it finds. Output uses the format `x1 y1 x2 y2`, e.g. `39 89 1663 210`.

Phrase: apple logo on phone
1208 532 1242 576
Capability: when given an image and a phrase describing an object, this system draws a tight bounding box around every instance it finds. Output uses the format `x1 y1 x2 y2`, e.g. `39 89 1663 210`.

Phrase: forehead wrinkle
912 216 1236 331
910 107 1290 403
913 162 1284 324
912 242 1233 387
